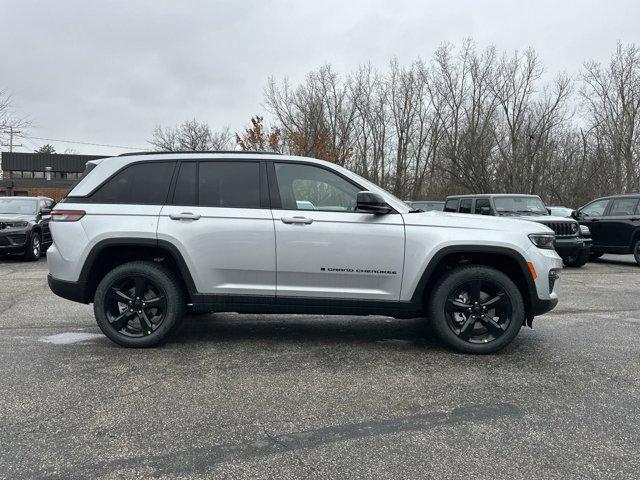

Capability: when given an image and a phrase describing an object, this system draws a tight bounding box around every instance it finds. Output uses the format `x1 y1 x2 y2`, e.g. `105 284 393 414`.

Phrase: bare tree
148 119 231 151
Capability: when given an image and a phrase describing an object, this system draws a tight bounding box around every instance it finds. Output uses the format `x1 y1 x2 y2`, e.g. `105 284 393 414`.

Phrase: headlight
579 225 590 236
529 233 556 249
8 221 28 228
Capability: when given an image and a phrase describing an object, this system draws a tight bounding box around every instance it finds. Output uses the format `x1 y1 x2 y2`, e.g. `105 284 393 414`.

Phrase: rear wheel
94 261 185 347
562 249 589 268
23 232 41 261
428 265 524 354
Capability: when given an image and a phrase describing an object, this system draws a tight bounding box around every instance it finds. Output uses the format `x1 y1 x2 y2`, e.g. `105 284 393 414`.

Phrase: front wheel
562 249 589 268
428 265 524 354
23 232 41 261
94 261 185 347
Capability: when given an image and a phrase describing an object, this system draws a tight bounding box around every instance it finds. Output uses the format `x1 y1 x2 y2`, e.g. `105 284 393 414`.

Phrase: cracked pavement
1 256 639 479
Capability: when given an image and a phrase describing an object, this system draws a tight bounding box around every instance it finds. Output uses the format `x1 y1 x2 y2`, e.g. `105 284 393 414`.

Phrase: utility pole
1 126 23 152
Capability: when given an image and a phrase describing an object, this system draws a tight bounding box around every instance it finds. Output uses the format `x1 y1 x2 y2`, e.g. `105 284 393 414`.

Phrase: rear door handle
169 212 201 221
281 216 313 225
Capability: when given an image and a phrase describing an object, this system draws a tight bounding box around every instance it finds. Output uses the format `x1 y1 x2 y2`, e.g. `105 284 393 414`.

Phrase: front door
158 160 276 296
270 161 405 301
578 198 610 247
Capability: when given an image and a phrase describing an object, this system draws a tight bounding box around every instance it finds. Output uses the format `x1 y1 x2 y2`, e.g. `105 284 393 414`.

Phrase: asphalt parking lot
1 257 639 479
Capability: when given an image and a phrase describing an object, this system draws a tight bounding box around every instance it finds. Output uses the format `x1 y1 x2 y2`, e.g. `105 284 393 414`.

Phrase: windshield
493 196 547 214
0 198 38 215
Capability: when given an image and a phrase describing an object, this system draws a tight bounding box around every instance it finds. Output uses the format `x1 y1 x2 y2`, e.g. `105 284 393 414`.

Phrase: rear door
158 160 276 296
269 161 405 301
599 197 640 248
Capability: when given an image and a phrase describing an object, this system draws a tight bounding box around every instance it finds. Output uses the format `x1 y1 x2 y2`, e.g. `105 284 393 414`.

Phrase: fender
78 237 197 294
409 244 538 310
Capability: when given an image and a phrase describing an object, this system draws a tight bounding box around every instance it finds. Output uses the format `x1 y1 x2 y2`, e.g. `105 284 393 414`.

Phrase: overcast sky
1 0 639 156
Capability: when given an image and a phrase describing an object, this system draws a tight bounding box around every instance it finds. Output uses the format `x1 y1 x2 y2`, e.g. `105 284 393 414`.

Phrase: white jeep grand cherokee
47 152 562 353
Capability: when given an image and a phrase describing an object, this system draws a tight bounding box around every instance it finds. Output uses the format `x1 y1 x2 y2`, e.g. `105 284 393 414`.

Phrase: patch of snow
39 332 103 345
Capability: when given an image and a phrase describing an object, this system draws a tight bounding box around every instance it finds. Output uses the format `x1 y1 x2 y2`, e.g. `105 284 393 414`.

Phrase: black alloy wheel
444 279 513 344
563 249 589 268
428 265 524 354
105 275 167 337
94 261 184 347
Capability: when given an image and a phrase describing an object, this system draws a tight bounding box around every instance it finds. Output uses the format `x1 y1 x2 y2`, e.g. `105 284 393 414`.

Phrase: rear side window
199 161 260 208
608 198 639 216
172 162 197 206
444 199 459 212
90 162 175 204
459 198 472 213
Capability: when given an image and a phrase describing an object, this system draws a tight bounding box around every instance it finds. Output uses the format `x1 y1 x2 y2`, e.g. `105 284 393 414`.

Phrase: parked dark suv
574 194 640 265
0 196 55 260
445 194 591 267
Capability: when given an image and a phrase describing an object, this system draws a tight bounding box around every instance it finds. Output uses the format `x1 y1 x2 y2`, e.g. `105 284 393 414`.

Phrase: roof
1 152 107 173
446 194 541 199
118 150 280 157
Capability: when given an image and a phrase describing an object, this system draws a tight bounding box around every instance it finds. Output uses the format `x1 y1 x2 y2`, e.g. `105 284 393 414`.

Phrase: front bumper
554 236 591 256
0 229 30 253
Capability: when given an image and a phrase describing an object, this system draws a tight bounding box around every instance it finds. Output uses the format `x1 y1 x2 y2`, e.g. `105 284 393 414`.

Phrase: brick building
0 152 106 201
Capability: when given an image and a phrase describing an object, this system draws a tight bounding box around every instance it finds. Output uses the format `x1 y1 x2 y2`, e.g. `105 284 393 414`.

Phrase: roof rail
118 150 281 157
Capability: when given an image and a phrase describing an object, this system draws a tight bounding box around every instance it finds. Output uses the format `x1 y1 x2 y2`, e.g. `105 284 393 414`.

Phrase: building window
34 171 44 179
13 191 28 196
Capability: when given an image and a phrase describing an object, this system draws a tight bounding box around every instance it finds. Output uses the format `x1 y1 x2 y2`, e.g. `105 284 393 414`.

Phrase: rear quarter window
89 161 176 205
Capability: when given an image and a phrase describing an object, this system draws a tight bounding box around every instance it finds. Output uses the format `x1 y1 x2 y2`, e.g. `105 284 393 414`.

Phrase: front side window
474 198 493 215
274 163 360 212
608 198 639 216
459 198 472 213
580 199 609 217
90 161 175 204
444 199 459 212
199 161 260 208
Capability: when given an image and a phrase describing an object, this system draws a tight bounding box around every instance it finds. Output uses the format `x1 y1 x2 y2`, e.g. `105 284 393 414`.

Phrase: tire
93 261 185 348
427 265 525 354
634 240 640 266
590 252 604 260
562 249 589 268
23 232 41 261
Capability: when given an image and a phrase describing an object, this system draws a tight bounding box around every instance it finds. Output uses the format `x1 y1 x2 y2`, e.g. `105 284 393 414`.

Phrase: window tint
608 198 639 216
173 162 197 206
459 198 472 213
444 199 459 212
199 161 260 208
90 162 175 204
474 198 492 215
580 199 609 217
274 163 361 212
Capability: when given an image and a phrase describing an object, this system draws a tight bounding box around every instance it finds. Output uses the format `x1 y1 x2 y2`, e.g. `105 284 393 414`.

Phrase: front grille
0 222 8 230
540 221 578 237
549 270 560 293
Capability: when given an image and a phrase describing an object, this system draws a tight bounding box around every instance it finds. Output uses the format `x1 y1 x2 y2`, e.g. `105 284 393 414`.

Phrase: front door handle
281 216 313 225
169 212 201 221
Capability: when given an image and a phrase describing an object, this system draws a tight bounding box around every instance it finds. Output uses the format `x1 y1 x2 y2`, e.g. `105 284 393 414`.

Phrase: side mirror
356 191 392 214
571 210 579 220
41 208 52 215
546 207 552 215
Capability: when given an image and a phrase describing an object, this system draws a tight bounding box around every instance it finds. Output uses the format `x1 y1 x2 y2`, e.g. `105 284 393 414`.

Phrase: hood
517 214 576 224
402 211 553 234
0 214 35 222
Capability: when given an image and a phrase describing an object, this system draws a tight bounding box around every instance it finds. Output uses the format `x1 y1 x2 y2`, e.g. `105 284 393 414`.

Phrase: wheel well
630 229 640 249
420 251 533 315
84 245 191 303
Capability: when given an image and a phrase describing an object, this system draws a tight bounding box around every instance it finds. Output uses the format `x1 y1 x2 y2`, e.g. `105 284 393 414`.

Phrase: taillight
51 210 86 222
